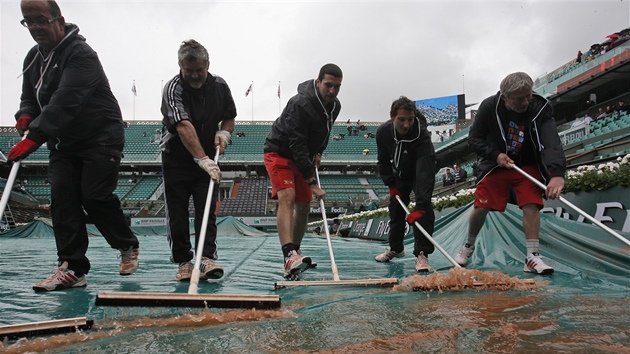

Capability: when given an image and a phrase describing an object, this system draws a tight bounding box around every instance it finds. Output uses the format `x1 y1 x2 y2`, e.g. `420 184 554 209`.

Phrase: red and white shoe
283 250 311 279
33 261 87 292
524 253 554 274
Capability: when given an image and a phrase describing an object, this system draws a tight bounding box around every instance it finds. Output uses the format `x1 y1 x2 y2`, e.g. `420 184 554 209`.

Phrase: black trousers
49 149 139 275
162 152 219 263
387 154 436 257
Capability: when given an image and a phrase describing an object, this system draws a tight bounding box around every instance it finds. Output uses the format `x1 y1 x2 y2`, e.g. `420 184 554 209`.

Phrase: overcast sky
1 0 629 128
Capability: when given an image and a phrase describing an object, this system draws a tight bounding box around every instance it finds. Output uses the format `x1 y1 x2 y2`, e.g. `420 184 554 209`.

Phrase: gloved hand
195 156 221 182
15 115 31 136
7 137 41 162
389 186 400 199
406 210 426 225
214 130 231 154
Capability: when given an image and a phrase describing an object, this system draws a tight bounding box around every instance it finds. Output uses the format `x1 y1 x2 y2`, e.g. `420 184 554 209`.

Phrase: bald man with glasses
8 0 140 292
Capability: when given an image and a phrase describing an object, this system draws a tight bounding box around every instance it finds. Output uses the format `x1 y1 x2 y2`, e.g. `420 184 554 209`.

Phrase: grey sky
1 0 628 127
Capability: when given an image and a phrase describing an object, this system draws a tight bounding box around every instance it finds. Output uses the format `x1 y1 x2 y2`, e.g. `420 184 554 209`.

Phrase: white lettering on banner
331 206 348 213
364 219 373 237
593 202 623 223
541 201 630 233
352 221 367 234
375 220 390 239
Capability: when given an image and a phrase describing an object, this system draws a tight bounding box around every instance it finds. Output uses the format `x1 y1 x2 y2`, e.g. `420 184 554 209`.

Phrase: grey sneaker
296 249 317 268
454 244 475 266
415 252 430 272
33 261 87 292
375 247 405 262
176 261 193 281
119 246 139 275
199 257 224 279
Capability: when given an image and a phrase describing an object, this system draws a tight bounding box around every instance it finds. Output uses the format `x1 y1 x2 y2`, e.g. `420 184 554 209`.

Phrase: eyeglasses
20 17 59 29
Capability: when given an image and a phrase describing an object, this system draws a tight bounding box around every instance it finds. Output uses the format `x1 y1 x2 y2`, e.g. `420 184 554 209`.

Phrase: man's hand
15 115 31 136
7 137 41 162
497 153 514 168
195 156 221 182
314 153 322 168
214 130 231 154
389 186 400 199
546 176 564 199
311 184 326 201
406 210 426 225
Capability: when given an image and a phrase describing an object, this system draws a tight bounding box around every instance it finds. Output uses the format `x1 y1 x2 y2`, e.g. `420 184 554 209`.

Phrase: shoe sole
284 260 311 279
33 281 87 292
524 267 554 275
416 268 430 273
202 269 224 280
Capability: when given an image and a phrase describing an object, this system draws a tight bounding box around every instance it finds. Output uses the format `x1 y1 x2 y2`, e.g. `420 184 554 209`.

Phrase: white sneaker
284 250 311 279
375 247 405 262
296 249 317 268
524 252 554 274
33 261 87 292
199 257 224 279
454 244 475 266
415 252 430 272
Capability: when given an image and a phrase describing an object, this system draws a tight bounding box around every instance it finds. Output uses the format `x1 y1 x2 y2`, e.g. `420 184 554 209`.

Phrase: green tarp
1 205 628 352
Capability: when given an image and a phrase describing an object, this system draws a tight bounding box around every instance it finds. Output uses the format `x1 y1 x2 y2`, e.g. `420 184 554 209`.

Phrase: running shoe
119 246 139 275
375 247 405 262
284 250 311 279
200 257 224 279
415 252 430 272
176 261 193 281
524 252 554 274
454 244 475 266
33 261 87 292
296 249 317 268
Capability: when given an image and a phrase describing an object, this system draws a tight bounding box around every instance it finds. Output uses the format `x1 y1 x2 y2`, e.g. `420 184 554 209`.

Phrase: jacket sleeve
25 45 103 142
286 103 315 180
538 105 567 178
376 125 396 187
468 99 502 164
161 78 190 134
15 51 41 122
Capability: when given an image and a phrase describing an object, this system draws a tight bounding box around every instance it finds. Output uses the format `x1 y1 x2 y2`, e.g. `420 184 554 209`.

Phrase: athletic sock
526 239 539 255
282 243 294 259
465 233 477 248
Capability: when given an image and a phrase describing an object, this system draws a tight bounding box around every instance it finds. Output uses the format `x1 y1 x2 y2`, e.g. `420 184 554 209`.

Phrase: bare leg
276 188 296 246
292 201 310 245
521 204 540 241
468 207 490 236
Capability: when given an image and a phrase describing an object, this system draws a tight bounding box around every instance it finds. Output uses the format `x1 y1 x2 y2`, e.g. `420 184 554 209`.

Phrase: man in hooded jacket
263 63 342 279
374 96 436 272
8 0 139 292
453 72 566 274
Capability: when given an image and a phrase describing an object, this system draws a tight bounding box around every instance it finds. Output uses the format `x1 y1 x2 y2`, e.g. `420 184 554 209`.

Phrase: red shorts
264 152 312 203
474 165 544 211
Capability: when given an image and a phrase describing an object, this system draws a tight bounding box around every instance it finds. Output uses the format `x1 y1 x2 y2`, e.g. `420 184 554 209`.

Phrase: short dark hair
317 63 343 81
390 96 416 117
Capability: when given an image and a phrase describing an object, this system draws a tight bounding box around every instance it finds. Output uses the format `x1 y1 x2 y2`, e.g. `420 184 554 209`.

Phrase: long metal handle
510 164 630 248
395 195 461 268
189 149 221 294
315 168 341 281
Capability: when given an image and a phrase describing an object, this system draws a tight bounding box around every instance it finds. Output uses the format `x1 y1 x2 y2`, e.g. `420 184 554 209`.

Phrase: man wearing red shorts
454 72 566 274
263 64 342 279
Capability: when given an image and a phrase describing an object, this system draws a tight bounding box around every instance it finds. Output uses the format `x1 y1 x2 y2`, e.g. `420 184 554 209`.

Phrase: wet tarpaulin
1 205 629 353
